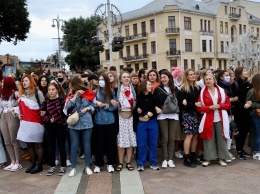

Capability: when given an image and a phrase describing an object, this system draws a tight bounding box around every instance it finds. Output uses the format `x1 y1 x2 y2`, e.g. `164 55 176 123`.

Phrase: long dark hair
217 70 228 84
69 76 88 92
160 70 176 94
38 75 50 89
252 74 260 101
235 66 248 82
99 73 113 103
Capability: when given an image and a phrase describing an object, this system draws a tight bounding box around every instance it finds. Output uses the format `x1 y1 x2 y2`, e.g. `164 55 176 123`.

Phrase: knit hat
171 67 183 79
88 74 98 81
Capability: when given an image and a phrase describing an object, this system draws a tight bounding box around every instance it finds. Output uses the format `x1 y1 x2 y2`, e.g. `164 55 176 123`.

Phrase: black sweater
136 92 157 120
178 86 201 112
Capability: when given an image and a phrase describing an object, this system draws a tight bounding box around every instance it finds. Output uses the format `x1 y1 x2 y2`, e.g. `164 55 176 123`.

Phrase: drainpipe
154 12 158 69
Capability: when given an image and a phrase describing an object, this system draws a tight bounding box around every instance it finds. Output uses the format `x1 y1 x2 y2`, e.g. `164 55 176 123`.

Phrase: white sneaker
229 152 236 160
4 163 15 171
161 160 167 168
175 151 183 159
80 154 85 159
107 165 114 173
218 160 227 167
225 159 232 163
94 166 100 173
168 160 175 168
10 164 22 172
85 167 93 175
55 159 60 166
69 168 76 177
253 153 260 160
66 160 72 167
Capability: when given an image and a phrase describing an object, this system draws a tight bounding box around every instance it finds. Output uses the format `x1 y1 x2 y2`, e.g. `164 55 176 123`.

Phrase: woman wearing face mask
92 74 117 173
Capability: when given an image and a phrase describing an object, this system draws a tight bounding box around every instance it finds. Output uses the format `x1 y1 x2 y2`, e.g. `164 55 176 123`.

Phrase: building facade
99 0 260 71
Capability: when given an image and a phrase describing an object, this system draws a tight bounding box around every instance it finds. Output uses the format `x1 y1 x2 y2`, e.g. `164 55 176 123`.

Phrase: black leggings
27 142 44 166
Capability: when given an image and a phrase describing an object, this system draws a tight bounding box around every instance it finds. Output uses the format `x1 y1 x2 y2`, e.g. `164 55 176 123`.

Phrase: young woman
153 70 183 168
0 77 21 171
234 67 252 159
179 69 201 168
38 75 50 98
16 75 45 174
40 83 67 176
88 74 99 91
64 76 95 177
244 74 260 160
0 130 7 168
116 71 137 172
147 69 160 94
136 80 159 171
93 74 117 173
197 73 231 167
108 71 118 90
172 67 183 90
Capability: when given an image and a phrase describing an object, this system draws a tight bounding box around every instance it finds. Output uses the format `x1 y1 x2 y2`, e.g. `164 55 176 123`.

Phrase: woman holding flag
16 75 45 174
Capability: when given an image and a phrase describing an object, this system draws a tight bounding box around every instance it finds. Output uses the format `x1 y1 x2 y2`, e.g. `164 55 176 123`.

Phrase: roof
247 12 260 24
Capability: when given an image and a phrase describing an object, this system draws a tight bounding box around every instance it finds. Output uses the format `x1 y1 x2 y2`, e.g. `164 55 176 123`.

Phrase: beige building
99 0 260 71
0 54 19 67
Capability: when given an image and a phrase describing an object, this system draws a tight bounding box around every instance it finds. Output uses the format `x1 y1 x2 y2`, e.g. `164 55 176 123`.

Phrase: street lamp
51 15 64 70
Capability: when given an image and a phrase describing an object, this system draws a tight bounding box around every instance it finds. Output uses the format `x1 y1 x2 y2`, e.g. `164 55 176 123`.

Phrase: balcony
166 50 181 57
200 30 214 36
217 52 228 59
123 54 149 62
229 13 241 20
124 33 148 43
165 27 180 35
200 52 214 59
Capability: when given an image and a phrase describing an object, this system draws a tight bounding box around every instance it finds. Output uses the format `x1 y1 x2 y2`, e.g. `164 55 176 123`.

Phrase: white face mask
99 80 105 88
224 76 230 83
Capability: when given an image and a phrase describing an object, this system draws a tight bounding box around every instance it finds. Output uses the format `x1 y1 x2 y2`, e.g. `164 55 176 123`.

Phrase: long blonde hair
180 69 199 93
108 71 118 88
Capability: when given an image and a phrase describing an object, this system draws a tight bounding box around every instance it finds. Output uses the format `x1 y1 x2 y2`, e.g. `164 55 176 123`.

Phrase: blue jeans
137 118 159 166
252 113 260 152
69 128 92 168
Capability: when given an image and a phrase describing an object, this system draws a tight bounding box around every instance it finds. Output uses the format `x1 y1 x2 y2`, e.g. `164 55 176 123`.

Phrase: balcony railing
165 27 180 35
124 33 148 42
216 52 228 59
166 50 181 57
229 13 241 20
200 52 214 59
123 54 149 62
200 30 214 36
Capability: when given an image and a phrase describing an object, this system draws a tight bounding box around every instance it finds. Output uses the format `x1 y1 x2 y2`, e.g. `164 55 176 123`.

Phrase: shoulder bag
67 97 81 126
119 108 132 119
158 87 179 114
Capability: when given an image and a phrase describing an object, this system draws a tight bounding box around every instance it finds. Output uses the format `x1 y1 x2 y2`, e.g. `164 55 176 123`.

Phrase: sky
0 0 152 61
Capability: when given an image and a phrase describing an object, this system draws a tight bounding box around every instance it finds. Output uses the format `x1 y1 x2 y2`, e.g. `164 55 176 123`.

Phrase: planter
112 44 124 52
94 46 104 52
91 40 103 46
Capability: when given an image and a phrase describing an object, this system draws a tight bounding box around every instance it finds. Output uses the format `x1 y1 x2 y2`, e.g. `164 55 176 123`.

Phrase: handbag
158 87 179 114
139 115 149 122
67 111 79 126
119 108 132 119
256 108 260 117
229 109 238 133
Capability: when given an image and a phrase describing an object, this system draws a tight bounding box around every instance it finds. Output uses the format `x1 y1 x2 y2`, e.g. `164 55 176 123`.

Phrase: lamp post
51 15 64 70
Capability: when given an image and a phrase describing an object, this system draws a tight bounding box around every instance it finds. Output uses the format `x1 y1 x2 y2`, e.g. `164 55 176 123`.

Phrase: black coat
136 92 157 120
178 85 201 112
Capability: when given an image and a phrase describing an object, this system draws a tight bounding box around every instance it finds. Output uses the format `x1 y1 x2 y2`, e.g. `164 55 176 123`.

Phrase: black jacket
136 92 157 120
179 86 201 112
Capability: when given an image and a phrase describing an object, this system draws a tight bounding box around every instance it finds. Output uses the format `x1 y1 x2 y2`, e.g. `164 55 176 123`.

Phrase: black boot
183 154 196 168
190 152 201 165
30 164 43 174
25 164 36 173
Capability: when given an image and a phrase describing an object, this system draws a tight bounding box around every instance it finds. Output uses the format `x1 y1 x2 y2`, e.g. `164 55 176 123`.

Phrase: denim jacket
93 88 117 125
66 96 94 130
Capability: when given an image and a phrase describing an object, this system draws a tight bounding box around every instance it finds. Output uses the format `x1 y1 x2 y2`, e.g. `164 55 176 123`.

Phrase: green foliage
0 0 31 45
62 16 101 70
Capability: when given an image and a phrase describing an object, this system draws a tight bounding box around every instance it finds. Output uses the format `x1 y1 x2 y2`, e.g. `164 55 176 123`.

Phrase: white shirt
157 86 179 120
209 88 221 122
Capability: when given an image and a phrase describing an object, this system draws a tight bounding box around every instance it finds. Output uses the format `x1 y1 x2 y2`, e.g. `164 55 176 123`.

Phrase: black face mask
58 77 64 82
83 82 88 87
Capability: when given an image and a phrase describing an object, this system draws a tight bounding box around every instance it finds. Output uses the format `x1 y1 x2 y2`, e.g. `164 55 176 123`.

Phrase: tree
226 29 260 71
62 16 101 70
0 0 31 45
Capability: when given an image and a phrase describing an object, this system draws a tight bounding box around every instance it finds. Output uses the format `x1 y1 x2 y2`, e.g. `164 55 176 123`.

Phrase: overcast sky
0 0 151 61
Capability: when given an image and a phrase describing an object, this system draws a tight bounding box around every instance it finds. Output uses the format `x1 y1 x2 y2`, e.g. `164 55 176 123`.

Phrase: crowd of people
0 65 259 178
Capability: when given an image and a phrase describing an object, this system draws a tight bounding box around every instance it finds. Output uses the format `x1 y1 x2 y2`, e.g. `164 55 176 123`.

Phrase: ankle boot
30 164 43 174
190 152 201 165
25 163 36 173
183 154 196 168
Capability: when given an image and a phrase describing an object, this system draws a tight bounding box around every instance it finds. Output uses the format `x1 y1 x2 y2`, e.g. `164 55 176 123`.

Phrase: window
230 7 232 14
202 40 207 52
143 62 148 69
184 17 191 30
209 60 212 68
208 21 211 32
200 19 203 31
151 41 156 54
251 27 254 33
225 22 228 34
150 19 155 33
142 43 147 54
224 60 227 70
202 60 206 68
191 59 195 70
120 65 123 70
185 39 192 52
135 64 139 72
220 41 224 53
119 50 123 58
170 60 177 68
226 41 229 47
220 21 223 33
125 25 129 36
234 8 236 14
152 61 157 69
184 59 188 69
204 20 207 32
239 24 242 35
105 49 110 60
141 21 146 34
210 40 212 52
126 46 130 56
169 39 177 54
168 16 175 28
225 6 227 14
134 44 139 56
239 9 241 16
257 28 259 37
219 60 222 69
133 23 138 35
127 64 131 68
243 25 246 33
